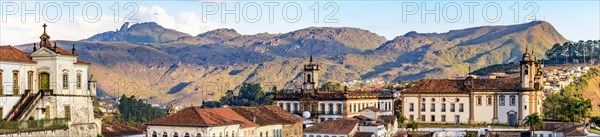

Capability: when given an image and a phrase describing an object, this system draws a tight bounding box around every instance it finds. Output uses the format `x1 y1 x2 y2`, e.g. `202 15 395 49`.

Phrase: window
295 103 299 112
441 115 446 122
487 96 493 106
477 96 482 106
431 98 436 102
163 132 168 137
311 105 315 113
431 104 435 112
62 73 69 89
450 104 455 112
152 132 157 137
421 115 425 122
409 115 414 121
510 96 516 106
337 104 342 114
431 115 435 122
409 103 414 112
76 73 82 89
184 133 190 137
459 103 464 112
280 103 284 108
196 133 202 137
421 103 426 112
442 98 446 102
303 105 308 112
27 71 33 90
499 96 505 106
441 103 446 112
174 132 179 137
320 104 325 114
0 69 3 92
64 105 71 120
328 104 333 114
13 71 18 95
287 103 291 112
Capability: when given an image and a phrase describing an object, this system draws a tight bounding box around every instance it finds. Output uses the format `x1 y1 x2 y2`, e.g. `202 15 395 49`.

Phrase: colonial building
274 57 395 122
144 106 303 137
0 24 98 136
303 107 397 137
401 46 545 126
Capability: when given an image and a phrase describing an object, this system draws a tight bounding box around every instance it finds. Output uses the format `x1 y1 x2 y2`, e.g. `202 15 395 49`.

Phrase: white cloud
0 5 220 45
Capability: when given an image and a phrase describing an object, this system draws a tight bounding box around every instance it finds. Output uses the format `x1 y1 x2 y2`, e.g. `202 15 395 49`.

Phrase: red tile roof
0 46 34 62
403 77 521 93
304 118 359 134
145 107 258 128
361 107 380 112
230 105 302 126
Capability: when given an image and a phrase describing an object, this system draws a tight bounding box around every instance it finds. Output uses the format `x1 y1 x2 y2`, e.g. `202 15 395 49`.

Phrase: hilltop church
0 24 99 136
401 46 545 125
274 57 395 122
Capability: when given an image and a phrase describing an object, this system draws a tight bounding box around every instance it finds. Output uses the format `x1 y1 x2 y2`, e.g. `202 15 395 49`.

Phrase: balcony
0 118 68 134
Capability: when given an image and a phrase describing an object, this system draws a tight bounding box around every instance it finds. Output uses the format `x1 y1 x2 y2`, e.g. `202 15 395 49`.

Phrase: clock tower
303 56 319 93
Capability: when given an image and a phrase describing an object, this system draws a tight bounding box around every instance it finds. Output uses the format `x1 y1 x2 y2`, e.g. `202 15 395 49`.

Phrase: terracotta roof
75 60 91 65
145 107 258 128
403 77 521 93
230 105 302 126
361 107 380 112
353 132 374 137
0 46 34 62
539 122 586 136
53 47 78 56
304 118 359 134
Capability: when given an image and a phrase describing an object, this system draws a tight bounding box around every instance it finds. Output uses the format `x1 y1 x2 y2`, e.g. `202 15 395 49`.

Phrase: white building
401 46 545 126
0 24 98 136
275 57 395 123
145 106 303 137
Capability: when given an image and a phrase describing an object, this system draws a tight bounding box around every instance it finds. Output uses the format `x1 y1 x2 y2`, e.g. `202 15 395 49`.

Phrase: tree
464 132 477 137
201 101 222 108
524 112 544 137
395 110 406 128
406 121 418 131
117 94 166 127
220 83 273 106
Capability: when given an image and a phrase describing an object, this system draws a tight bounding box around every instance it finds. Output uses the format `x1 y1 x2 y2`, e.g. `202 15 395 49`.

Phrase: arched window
62 71 69 89
162 132 168 137
76 73 82 89
0 69 3 92
152 131 157 137
174 132 179 137
196 133 202 137
184 133 190 137
13 70 19 95
27 71 33 90
307 74 312 83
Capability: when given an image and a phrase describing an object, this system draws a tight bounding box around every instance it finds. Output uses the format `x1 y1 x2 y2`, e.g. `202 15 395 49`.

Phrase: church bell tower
303 56 319 93
520 45 537 89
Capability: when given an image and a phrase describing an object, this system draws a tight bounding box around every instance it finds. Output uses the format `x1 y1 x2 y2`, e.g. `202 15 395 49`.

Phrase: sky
0 0 598 45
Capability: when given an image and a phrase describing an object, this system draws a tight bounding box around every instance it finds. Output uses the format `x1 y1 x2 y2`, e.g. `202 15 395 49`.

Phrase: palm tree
396 111 407 128
524 112 544 137
406 121 418 131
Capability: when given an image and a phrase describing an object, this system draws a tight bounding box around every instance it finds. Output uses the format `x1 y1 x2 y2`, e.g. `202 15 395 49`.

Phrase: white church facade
0 24 99 136
401 46 545 126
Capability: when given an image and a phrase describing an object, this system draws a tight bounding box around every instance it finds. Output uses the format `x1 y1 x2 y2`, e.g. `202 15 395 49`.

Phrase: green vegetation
406 121 418 131
219 83 274 106
470 64 519 75
464 132 477 137
320 82 343 92
545 40 600 65
524 113 544 136
0 118 68 134
395 110 406 128
200 101 222 108
117 95 166 127
543 68 599 122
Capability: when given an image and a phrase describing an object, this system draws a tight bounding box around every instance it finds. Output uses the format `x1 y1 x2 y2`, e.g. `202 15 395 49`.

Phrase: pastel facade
401 46 545 126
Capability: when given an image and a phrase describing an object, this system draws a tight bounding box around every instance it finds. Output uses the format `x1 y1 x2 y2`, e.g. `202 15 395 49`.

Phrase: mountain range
15 21 567 105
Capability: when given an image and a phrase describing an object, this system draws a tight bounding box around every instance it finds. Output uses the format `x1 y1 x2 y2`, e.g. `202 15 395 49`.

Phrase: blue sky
0 1 598 45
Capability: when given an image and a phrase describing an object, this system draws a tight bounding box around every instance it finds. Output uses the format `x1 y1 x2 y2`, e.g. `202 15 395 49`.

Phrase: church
401 46 545 126
0 24 99 136
274 57 395 122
